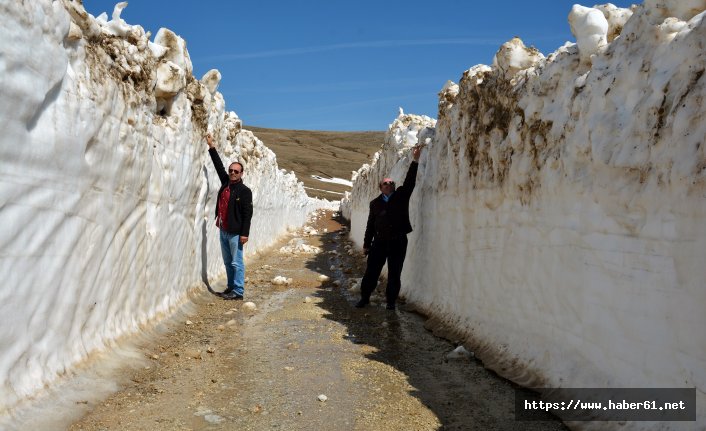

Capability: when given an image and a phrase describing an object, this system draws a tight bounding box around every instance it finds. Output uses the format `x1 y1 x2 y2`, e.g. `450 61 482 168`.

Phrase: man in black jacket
356 145 422 310
206 134 254 300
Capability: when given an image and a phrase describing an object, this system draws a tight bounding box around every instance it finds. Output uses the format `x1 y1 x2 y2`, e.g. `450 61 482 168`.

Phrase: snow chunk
493 37 544 79
154 28 192 74
271 276 293 285
440 80 459 97
439 80 460 112
155 61 186 99
347 279 361 293
148 41 168 59
102 2 132 37
569 5 609 63
201 69 221 95
465 64 493 84
594 3 634 42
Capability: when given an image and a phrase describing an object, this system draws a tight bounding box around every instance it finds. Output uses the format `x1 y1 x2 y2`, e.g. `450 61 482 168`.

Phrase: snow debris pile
344 2 706 427
279 238 321 254
0 0 331 422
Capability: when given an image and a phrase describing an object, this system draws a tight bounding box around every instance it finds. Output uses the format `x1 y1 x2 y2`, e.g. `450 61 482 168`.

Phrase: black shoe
354 299 369 308
217 287 234 297
222 292 244 300
386 303 396 310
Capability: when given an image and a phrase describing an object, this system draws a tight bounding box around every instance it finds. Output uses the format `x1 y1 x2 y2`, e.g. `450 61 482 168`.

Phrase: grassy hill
247 126 385 200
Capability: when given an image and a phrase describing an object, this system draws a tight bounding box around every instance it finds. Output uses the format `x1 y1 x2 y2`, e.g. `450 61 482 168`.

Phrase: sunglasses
381 181 394 186
229 169 241 174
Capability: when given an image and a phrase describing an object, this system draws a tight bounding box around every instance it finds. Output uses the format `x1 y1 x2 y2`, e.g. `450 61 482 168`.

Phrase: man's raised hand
412 145 422 162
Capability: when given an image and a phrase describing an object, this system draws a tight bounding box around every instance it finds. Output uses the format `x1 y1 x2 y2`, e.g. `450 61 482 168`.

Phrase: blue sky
85 1 635 131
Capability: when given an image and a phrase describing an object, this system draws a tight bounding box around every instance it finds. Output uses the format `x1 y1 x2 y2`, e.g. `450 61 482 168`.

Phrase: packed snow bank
345 2 705 428
0 0 332 422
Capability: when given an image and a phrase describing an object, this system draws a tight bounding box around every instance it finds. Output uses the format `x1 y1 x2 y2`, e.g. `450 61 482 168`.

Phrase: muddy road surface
69 210 565 431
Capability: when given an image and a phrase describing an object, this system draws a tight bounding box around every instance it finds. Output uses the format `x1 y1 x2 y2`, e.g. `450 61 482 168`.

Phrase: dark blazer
209 148 253 236
363 161 418 249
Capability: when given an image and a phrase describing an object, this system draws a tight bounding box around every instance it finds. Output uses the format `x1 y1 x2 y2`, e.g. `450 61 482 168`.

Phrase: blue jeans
219 230 245 296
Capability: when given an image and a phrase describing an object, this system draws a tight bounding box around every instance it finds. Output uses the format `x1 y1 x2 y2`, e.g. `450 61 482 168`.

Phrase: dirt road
69 210 565 431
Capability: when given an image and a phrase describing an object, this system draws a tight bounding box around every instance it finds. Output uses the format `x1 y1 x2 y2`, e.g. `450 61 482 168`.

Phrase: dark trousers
360 235 408 305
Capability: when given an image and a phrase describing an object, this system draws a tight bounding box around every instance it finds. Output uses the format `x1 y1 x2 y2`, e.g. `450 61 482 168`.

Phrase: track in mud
69 210 566 431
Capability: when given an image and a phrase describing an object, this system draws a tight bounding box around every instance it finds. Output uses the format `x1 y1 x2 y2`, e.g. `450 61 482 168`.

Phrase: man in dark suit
356 145 422 310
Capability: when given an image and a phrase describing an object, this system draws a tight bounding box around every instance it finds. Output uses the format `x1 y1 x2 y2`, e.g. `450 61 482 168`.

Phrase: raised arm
206 134 229 186
398 145 422 197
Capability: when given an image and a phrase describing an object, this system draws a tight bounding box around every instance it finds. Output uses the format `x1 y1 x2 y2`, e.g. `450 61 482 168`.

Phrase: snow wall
0 0 334 422
343 2 705 429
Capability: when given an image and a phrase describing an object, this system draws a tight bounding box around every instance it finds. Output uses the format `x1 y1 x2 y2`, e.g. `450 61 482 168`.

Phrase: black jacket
209 148 253 236
363 161 418 249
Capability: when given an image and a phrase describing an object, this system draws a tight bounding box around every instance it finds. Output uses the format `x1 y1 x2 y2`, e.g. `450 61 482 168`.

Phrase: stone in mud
204 414 224 424
186 349 202 359
445 345 473 360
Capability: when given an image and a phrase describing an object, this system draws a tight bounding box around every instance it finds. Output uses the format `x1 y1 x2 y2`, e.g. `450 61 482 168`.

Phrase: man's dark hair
229 162 244 172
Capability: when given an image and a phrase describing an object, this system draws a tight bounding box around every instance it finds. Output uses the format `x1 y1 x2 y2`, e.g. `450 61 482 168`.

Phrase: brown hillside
246 126 385 200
